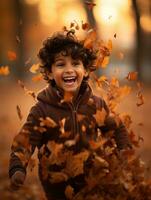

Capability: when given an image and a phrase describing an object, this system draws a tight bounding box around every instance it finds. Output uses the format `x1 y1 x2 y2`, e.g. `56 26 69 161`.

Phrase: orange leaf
0 66 10 76
81 22 90 30
101 56 110 68
93 108 107 126
29 63 40 73
126 71 138 81
84 29 97 49
7 50 17 61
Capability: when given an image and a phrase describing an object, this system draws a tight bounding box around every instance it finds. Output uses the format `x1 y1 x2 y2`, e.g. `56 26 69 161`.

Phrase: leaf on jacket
93 108 107 126
63 150 89 178
39 117 57 128
49 172 68 183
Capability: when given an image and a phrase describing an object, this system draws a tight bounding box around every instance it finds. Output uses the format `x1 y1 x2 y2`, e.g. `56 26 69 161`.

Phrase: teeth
63 77 76 81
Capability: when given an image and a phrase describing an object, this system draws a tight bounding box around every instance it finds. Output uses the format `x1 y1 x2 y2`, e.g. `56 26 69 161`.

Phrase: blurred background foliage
0 0 151 82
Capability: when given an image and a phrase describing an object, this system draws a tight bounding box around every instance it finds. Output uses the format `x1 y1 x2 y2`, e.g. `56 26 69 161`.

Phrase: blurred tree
131 0 142 80
132 0 151 82
81 0 97 28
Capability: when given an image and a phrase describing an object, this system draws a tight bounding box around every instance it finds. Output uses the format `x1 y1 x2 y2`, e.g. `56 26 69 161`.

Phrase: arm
9 104 43 180
96 98 131 150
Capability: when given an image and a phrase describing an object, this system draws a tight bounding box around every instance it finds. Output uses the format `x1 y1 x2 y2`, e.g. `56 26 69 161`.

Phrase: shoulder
90 95 109 113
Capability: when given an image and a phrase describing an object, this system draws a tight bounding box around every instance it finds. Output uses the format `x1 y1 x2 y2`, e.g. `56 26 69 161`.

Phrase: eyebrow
54 57 64 62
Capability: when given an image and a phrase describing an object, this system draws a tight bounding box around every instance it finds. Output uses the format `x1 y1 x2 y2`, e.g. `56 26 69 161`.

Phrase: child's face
51 54 87 94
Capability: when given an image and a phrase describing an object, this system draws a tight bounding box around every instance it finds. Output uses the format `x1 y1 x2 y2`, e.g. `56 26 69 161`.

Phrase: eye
72 61 81 66
55 62 65 67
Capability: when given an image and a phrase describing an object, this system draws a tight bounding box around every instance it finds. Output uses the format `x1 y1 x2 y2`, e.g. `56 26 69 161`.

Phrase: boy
9 32 131 200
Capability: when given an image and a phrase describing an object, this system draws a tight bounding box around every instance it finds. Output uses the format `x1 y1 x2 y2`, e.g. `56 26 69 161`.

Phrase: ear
47 72 53 80
84 70 89 78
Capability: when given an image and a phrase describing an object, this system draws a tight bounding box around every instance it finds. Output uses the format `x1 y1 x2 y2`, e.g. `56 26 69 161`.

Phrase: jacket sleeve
9 104 44 178
98 99 132 150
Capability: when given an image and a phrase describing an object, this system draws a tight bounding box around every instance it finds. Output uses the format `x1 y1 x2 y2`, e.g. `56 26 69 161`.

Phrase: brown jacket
9 82 131 199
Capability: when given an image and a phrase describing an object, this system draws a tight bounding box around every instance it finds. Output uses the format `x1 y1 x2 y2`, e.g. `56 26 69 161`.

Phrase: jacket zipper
68 96 81 137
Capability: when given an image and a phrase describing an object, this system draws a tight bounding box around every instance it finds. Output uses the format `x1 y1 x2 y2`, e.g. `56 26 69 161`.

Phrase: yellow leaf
0 66 10 75
107 39 112 52
93 108 107 126
29 63 40 73
101 56 110 68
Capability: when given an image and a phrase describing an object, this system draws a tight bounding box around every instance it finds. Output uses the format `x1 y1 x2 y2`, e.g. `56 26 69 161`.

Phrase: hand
10 171 25 190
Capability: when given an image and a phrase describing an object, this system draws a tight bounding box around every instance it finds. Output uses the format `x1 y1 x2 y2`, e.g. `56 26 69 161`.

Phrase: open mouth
62 76 77 85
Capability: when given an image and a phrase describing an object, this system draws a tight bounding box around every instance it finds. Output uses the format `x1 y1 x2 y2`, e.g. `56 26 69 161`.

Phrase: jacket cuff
9 166 26 178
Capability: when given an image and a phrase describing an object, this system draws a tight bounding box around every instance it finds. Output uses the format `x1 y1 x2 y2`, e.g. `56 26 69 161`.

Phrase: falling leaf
126 71 138 81
0 66 10 76
81 21 90 30
18 80 36 100
16 105 23 121
32 73 43 82
29 63 40 73
114 33 117 38
7 50 17 61
101 56 110 68
136 91 145 107
107 39 113 52
84 29 97 49
16 35 21 43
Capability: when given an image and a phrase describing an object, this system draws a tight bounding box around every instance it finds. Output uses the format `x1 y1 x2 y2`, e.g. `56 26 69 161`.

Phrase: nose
64 63 74 74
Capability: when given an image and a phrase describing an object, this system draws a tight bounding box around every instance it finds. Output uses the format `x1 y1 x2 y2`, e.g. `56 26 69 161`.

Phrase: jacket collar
37 81 92 108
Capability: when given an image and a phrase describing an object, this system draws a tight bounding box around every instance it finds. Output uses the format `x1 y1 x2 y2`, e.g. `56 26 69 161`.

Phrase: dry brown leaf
39 117 57 128
136 91 145 107
16 105 23 121
93 108 107 126
126 71 138 81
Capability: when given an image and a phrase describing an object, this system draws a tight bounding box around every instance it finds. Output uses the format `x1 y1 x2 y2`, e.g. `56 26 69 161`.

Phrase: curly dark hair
38 32 97 82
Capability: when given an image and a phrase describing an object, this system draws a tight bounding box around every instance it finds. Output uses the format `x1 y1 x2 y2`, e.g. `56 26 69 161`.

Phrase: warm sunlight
94 0 131 25
38 0 57 26
24 0 40 5
141 15 151 32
